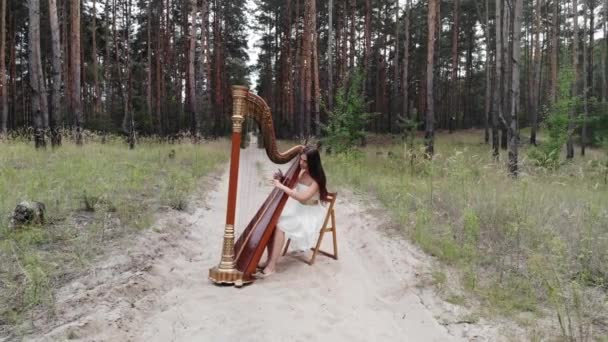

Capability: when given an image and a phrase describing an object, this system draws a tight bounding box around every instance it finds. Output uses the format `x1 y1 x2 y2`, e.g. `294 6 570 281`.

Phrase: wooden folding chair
282 192 338 265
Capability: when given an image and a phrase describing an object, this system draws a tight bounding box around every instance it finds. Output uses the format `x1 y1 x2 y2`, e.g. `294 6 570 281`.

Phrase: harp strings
235 117 261 235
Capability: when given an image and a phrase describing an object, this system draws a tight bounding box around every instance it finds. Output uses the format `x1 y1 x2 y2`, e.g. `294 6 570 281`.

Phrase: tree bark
327 0 334 111
509 0 523 177
550 0 559 104
531 0 542 146
581 0 593 156
402 0 410 120
187 0 197 137
604 0 608 102
0 0 6 136
28 0 49 148
493 0 503 159
348 0 355 71
92 0 101 118
302 0 312 137
202 0 211 136
213 0 222 136
146 2 152 131
49 0 62 146
71 0 83 144
450 0 460 133
482 0 492 144
425 0 439 156
567 0 579 159
311 0 320 136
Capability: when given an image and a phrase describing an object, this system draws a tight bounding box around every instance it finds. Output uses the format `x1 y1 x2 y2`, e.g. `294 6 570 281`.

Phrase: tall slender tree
49 0 62 146
71 0 83 144
493 0 503 158
567 0 579 159
450 0 460 132
186 0 197 137
28 0 49 148
550 0 559 103
402 0 410 120
0 0 6 137
509 0 523 176
531 0 542 146
426 0 439 156
327 0 334 111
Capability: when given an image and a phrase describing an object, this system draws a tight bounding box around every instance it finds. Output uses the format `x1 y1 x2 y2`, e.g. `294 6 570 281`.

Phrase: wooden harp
208 85 304 286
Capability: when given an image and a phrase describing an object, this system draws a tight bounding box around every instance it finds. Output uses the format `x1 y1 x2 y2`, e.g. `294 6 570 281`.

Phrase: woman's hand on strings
273 169 284 181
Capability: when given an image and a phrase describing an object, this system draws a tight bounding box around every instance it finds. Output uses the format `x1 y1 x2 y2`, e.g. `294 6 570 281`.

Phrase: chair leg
331 210 338 259
308 230 326 265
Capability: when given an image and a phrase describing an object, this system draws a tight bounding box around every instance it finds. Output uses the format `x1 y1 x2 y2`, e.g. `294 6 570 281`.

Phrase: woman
257 147 329 277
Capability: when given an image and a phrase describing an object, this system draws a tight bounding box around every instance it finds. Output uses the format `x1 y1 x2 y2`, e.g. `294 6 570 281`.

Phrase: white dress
278 183 326 251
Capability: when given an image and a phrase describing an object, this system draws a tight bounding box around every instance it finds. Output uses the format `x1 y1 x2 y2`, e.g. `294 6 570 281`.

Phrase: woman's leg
258 230 275 268
263 228 285 274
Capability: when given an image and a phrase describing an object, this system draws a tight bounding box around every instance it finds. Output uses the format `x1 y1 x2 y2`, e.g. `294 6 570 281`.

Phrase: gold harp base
208 267 249 287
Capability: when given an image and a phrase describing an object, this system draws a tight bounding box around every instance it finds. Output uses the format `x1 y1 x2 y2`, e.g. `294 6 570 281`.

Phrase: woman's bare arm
273 179 319 203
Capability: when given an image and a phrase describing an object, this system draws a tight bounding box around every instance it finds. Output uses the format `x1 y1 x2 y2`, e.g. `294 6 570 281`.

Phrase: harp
208 85 304 287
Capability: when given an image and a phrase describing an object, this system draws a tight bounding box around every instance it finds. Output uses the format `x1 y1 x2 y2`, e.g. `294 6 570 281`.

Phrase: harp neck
232 85 303 164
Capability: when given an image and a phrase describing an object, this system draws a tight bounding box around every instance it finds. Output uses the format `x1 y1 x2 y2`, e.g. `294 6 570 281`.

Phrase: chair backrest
323 192 337 222
326 192 337 208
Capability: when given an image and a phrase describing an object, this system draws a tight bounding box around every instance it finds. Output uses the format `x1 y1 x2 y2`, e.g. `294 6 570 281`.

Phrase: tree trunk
567 0 579 159
364 0 371 98
156 0 164 135
483 0 492 144
9 12 14 131
213 0 222 136
402 0 411 120
425 0 438 156
349 0 355 71
202 0 211 136
0 0 6 136
295 0 303 135
328 0 334 111
104 0 112 117
531 0 542 146
493 0 503 159
450 0 460 133
311 0 320 136
550 0 559 104
500 0 509 151
92 0 100 118
581 0 593 156
187 0 197 137
49 0 62 146
340 0 348 84
604 0 608 102
28 0 48 148
509 0 523 177
71 0 83 144
302 0 312 137
146 2 152 131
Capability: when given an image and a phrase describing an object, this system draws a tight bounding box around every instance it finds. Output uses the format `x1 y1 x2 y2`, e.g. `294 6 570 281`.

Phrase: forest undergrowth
324 130 608 340
0 134 228 334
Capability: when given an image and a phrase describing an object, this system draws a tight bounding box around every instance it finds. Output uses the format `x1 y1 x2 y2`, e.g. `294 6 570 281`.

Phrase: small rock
9 201 45 229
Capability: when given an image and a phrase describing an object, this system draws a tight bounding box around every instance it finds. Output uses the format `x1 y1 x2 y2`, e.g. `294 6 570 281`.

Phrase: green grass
324 130 608 340
0 137 228 330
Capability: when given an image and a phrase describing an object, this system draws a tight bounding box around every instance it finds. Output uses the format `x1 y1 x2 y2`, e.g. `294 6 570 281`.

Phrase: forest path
24 145 501 342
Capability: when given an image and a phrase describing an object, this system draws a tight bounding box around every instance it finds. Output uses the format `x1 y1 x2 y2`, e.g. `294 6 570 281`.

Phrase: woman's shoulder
298 175 318 188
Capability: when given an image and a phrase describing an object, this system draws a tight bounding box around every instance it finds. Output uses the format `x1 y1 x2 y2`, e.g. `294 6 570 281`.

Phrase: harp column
208 86 249 286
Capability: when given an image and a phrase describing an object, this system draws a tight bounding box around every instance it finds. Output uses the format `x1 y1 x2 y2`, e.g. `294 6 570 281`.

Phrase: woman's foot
256 261 268 270
259 266 275 278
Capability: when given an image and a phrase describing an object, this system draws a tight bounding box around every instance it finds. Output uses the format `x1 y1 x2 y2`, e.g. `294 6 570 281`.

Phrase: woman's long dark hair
304 147 328 202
